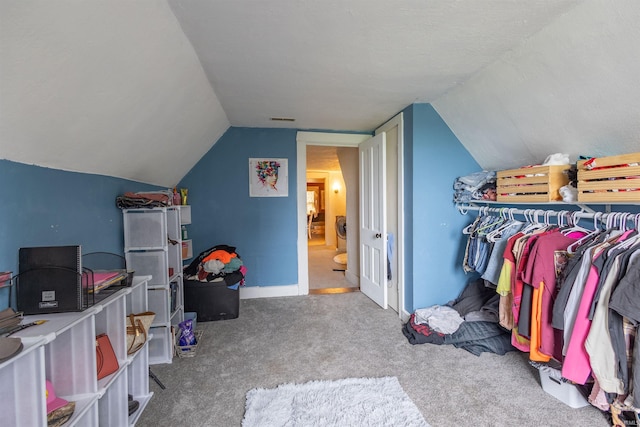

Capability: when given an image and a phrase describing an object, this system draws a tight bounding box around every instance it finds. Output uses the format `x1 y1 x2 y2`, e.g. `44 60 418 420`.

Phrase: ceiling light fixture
270 117 296 122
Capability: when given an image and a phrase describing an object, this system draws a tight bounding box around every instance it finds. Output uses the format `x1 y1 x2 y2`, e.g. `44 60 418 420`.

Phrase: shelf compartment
0 342 47 426
148 326 174 365
125 251 169 288
181 240 193 260
44 315 98 401
126 277 149 314
148 288 170 326
127 339 151 398
98 366 129 426
179 205 192 225
123 209 168 250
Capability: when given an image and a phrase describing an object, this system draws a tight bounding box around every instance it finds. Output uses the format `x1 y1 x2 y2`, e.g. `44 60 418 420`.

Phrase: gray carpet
138 292 608 427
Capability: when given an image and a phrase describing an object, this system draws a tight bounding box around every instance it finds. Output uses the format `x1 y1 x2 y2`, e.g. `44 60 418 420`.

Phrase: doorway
296 121 406 318
306 152 354 293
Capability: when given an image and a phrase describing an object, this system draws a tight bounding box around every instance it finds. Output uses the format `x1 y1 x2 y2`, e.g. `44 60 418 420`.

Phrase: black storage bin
184 279 239 321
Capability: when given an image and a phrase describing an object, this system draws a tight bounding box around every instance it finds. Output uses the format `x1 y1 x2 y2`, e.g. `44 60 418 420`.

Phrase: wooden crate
497 165 570 202
577 152 640 203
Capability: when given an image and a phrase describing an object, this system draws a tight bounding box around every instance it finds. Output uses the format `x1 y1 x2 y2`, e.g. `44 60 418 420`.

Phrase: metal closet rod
456 204 640 229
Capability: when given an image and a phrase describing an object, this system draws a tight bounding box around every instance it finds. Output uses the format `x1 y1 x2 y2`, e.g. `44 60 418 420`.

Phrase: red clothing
523 230 584 360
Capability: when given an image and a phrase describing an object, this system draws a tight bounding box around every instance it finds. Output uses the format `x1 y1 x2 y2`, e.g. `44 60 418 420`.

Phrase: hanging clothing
459 207 640 417
585 242 639 394
562 230 634 384
523 229 586 360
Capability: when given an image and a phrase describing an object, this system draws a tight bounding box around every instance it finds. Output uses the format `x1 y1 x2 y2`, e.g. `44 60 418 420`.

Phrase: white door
359 132 387 308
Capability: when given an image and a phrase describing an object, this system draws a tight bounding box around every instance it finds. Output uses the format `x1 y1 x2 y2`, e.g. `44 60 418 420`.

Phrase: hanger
485 209 522 242
566 212 603 254
611 216 640 251
462 206 484 235
457 204 469 215
561 210 592 236
519 209 547 234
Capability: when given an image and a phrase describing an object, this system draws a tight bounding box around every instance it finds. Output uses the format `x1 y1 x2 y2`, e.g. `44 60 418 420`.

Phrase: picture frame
249 158 288 197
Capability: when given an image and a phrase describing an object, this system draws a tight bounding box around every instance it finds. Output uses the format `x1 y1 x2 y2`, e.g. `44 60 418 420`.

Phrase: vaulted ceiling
2 1 639 186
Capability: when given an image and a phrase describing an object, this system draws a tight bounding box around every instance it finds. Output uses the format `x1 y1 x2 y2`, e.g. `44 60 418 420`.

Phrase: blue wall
179 127 298 287
403 104 482 311
0 109 511 313
0 160 160 309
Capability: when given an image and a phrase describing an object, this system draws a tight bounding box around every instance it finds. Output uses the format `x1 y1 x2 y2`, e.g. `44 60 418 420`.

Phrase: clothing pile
462 211 640 415
183 244 246 289
453 171 497 203
116 190 172 209
403 278 515 356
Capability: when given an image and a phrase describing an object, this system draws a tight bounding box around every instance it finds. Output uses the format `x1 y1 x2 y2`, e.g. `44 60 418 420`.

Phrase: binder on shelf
16 245 88 314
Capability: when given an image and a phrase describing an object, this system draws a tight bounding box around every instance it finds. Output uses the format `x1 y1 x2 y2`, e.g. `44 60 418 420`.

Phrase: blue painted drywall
403 104 483 311
0 160 160 309
178 127 298 287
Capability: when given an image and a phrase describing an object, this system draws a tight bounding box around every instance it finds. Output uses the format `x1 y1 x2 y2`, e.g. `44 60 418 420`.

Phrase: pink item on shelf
46 380 68 414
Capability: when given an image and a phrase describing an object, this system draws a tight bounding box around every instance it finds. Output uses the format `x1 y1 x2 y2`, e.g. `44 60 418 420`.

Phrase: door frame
296 122 406 319
296 132 370 296
375 113 407 320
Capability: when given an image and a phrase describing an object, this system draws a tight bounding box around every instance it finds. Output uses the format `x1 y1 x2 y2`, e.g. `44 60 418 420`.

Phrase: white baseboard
240 284 299 299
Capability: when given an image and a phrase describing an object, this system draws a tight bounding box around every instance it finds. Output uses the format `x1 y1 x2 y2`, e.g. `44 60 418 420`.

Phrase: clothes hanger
611 213 640 251
473 210 505 236
462 208 483 235
519 209 547 234
485 214 520 242
566 211 603 254
560 210 591 236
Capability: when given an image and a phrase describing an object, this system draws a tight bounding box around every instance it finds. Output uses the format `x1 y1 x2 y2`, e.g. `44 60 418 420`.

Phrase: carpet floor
137 292 608 427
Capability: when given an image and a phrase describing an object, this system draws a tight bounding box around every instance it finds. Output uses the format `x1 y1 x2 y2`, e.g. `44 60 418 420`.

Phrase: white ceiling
2 1 639 186
168 0 582 131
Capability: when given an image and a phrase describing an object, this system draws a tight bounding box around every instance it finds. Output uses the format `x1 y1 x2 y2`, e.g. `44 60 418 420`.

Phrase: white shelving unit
180 205 193 263
123 207 185 365
0 276 152 426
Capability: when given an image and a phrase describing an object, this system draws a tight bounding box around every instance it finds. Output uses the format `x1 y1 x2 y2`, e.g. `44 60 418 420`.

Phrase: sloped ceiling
0 1 229 187
432 0 640 170
3 1 638 187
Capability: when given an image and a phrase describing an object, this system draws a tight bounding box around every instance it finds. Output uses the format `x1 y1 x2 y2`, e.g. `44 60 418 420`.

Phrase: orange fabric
529 281 551 362
202 250 237 264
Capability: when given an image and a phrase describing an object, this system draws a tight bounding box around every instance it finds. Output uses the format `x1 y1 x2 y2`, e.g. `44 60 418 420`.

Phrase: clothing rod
456 203 640 228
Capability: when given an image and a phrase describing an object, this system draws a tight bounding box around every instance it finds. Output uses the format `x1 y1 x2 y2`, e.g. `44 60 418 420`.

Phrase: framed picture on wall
249 158 288 197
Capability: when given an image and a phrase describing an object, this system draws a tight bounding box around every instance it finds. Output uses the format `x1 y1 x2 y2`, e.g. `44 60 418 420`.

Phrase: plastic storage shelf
0 276 152 426
123 207 185 365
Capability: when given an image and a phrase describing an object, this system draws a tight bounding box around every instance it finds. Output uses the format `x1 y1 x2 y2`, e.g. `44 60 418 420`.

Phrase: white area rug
242 376 430 427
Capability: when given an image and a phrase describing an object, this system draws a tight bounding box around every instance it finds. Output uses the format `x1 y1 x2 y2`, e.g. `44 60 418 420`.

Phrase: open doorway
296 125 406 320
306 150 355 293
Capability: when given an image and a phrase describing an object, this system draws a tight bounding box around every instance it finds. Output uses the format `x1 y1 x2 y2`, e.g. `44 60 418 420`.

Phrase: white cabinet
0 276 152 426
123 207 185 364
